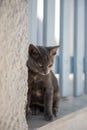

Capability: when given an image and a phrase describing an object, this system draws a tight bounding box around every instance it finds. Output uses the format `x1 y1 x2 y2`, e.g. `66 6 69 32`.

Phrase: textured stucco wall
0 0 28 130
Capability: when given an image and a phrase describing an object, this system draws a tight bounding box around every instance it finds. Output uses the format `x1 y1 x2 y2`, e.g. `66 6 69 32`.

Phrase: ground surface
29 95 87 130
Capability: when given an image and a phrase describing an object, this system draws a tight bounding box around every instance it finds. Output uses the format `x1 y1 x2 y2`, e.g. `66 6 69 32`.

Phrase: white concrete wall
0 0 28 130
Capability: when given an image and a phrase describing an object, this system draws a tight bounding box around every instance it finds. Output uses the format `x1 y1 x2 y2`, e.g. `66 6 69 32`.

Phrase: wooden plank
59 0 71 96
28 0 37 44
74 0 85 96
85 0 87 94
43 0 55 46
54 56 73 74
53 55 59 74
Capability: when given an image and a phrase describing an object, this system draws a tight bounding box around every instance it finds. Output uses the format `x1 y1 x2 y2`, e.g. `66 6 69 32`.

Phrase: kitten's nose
44 69 48 75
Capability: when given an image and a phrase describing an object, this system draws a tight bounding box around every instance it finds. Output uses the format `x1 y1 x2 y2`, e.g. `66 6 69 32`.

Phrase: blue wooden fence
28 0 87 97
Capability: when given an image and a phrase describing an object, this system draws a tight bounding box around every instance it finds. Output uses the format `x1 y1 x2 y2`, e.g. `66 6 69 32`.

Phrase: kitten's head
27 44 60 75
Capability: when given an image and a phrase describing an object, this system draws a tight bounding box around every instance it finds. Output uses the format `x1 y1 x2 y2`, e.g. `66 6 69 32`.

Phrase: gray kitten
26 44 60 121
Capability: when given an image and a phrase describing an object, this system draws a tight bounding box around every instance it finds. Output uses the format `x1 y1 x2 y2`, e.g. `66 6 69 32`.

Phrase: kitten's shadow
28 112 59 130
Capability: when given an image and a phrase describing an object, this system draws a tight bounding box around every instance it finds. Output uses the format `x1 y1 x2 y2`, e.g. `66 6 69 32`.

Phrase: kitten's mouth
39 72 49 76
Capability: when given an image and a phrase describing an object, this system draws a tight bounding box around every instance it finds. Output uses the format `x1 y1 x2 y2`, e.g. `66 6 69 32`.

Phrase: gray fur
26 44 60 121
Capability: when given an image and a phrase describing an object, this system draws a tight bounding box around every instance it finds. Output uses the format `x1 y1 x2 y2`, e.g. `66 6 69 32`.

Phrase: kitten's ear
48 45 60 56
29 44 40 58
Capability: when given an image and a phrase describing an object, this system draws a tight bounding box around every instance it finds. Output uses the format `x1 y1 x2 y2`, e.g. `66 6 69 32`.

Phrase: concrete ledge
29 95 87 130
36 107 87 130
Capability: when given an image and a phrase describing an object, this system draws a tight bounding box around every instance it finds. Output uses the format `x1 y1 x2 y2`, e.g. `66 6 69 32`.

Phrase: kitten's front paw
53 108 58 117
44 114 54 121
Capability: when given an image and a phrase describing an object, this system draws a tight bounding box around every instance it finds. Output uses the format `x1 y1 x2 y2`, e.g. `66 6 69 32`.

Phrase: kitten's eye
48 64 53 68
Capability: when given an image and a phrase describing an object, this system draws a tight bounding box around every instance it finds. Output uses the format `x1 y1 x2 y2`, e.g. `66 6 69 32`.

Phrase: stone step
36 107 87 130
29 95 87 130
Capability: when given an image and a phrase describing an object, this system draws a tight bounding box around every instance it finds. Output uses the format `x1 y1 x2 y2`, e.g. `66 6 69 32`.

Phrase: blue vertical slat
85 0 87 93
28 0 37 44
74 0 85 96
59 0 71 97
43 0 55 46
